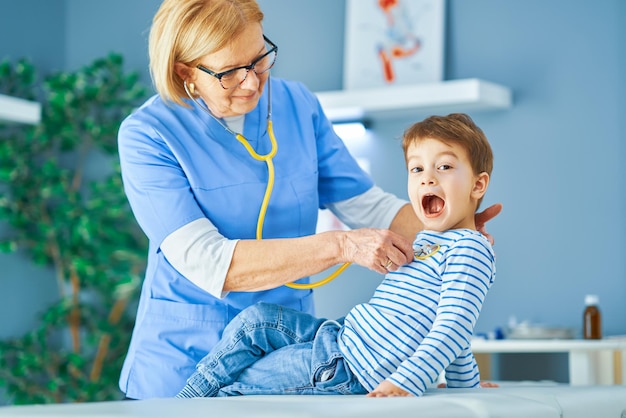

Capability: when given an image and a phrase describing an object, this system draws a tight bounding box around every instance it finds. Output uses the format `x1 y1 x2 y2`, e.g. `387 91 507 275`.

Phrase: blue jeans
176 302 367 397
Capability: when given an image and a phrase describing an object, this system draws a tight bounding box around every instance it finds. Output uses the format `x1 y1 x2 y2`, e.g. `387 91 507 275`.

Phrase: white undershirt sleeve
325 185 409 230
160 218 238 299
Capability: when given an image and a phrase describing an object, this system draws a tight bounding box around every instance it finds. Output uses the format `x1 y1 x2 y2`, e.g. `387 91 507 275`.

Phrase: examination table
0 382 625 418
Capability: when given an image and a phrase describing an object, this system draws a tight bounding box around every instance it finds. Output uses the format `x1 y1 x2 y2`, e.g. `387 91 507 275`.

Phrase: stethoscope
183 77 440 289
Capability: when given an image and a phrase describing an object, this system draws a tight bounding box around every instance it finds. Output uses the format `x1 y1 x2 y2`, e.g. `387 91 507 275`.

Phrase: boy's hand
366 380 411 397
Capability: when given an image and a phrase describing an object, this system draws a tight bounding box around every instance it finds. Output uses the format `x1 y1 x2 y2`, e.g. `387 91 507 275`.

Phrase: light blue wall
616 1 626 260
64 0 160 82
0 0 66 71
0 0 624 381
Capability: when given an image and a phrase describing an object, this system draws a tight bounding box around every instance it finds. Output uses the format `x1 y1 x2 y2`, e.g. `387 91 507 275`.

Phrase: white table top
471 337 626 353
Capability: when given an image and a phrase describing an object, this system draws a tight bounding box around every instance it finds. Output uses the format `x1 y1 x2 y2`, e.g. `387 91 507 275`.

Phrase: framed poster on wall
343 0 445 90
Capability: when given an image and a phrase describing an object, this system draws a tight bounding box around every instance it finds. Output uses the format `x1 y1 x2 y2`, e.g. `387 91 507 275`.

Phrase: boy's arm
444 346 480 388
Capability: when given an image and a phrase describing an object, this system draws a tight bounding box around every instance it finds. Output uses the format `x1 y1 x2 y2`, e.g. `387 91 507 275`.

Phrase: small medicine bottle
583 294 602 340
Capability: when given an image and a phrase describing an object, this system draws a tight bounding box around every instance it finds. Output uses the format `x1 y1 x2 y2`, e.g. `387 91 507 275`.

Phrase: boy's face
406 137 489 232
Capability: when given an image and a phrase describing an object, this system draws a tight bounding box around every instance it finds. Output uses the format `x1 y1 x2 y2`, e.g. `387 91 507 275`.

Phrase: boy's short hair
402 113 493 178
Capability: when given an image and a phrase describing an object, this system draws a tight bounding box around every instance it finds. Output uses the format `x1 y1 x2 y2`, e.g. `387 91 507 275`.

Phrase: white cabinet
315 78 512 121
0 94 41 125
472 338 626 386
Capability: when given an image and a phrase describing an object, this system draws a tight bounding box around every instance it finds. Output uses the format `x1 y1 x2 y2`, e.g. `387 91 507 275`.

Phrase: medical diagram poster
343 0 445 90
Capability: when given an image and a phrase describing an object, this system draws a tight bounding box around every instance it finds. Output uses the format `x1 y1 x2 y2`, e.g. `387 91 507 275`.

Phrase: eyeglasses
197 35 278 89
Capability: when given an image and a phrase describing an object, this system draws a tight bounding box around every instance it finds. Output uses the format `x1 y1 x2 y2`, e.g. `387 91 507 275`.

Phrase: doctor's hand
341 228 414 275
367 380 411 397
475 203 502 245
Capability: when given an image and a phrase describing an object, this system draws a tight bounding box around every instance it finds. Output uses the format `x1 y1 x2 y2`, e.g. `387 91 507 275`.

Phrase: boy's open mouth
422 194 445 217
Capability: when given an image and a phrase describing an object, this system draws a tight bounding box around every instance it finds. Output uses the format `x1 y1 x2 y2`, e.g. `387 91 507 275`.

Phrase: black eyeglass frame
196 35 278 89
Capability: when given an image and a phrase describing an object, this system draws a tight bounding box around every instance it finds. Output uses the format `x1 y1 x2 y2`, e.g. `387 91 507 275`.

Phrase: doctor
117 0 500 399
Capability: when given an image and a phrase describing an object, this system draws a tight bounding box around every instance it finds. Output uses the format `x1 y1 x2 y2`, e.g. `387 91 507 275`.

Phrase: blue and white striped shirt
338 229 496 396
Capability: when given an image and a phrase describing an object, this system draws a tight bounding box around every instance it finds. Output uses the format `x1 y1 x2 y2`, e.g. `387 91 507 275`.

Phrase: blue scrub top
117 77 374 398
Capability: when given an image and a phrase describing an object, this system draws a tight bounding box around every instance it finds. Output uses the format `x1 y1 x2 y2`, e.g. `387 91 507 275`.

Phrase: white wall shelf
315 78 512 122
0 93 41 125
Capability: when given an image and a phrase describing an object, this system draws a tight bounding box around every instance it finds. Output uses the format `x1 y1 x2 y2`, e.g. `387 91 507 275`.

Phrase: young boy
176 113 496 398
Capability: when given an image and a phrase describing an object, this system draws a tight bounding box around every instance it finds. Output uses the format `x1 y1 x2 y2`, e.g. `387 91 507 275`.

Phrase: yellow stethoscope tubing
234 124 276 240
238 120 351 289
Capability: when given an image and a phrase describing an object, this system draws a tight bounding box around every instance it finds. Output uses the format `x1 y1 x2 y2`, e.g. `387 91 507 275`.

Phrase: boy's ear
471 172 490 200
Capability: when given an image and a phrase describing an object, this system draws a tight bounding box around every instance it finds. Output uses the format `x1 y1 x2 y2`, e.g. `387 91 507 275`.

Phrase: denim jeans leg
177 302 326 397
217 341 316 396
216 319 367 396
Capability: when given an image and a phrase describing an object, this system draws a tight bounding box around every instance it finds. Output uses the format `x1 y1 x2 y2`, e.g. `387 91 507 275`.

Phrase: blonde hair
149 0 264 105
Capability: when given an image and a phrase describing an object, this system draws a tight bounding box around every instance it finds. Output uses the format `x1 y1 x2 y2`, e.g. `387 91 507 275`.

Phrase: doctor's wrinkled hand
341 228 414 274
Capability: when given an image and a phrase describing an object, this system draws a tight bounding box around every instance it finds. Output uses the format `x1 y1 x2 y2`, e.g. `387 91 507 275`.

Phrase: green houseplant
0 54 149 404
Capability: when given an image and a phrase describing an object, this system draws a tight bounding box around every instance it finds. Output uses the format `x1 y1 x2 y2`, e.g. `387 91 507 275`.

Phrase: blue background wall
1 0 625 383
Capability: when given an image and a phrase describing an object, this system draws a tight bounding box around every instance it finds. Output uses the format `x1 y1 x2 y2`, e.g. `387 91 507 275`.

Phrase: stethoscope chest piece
414 243 440 260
